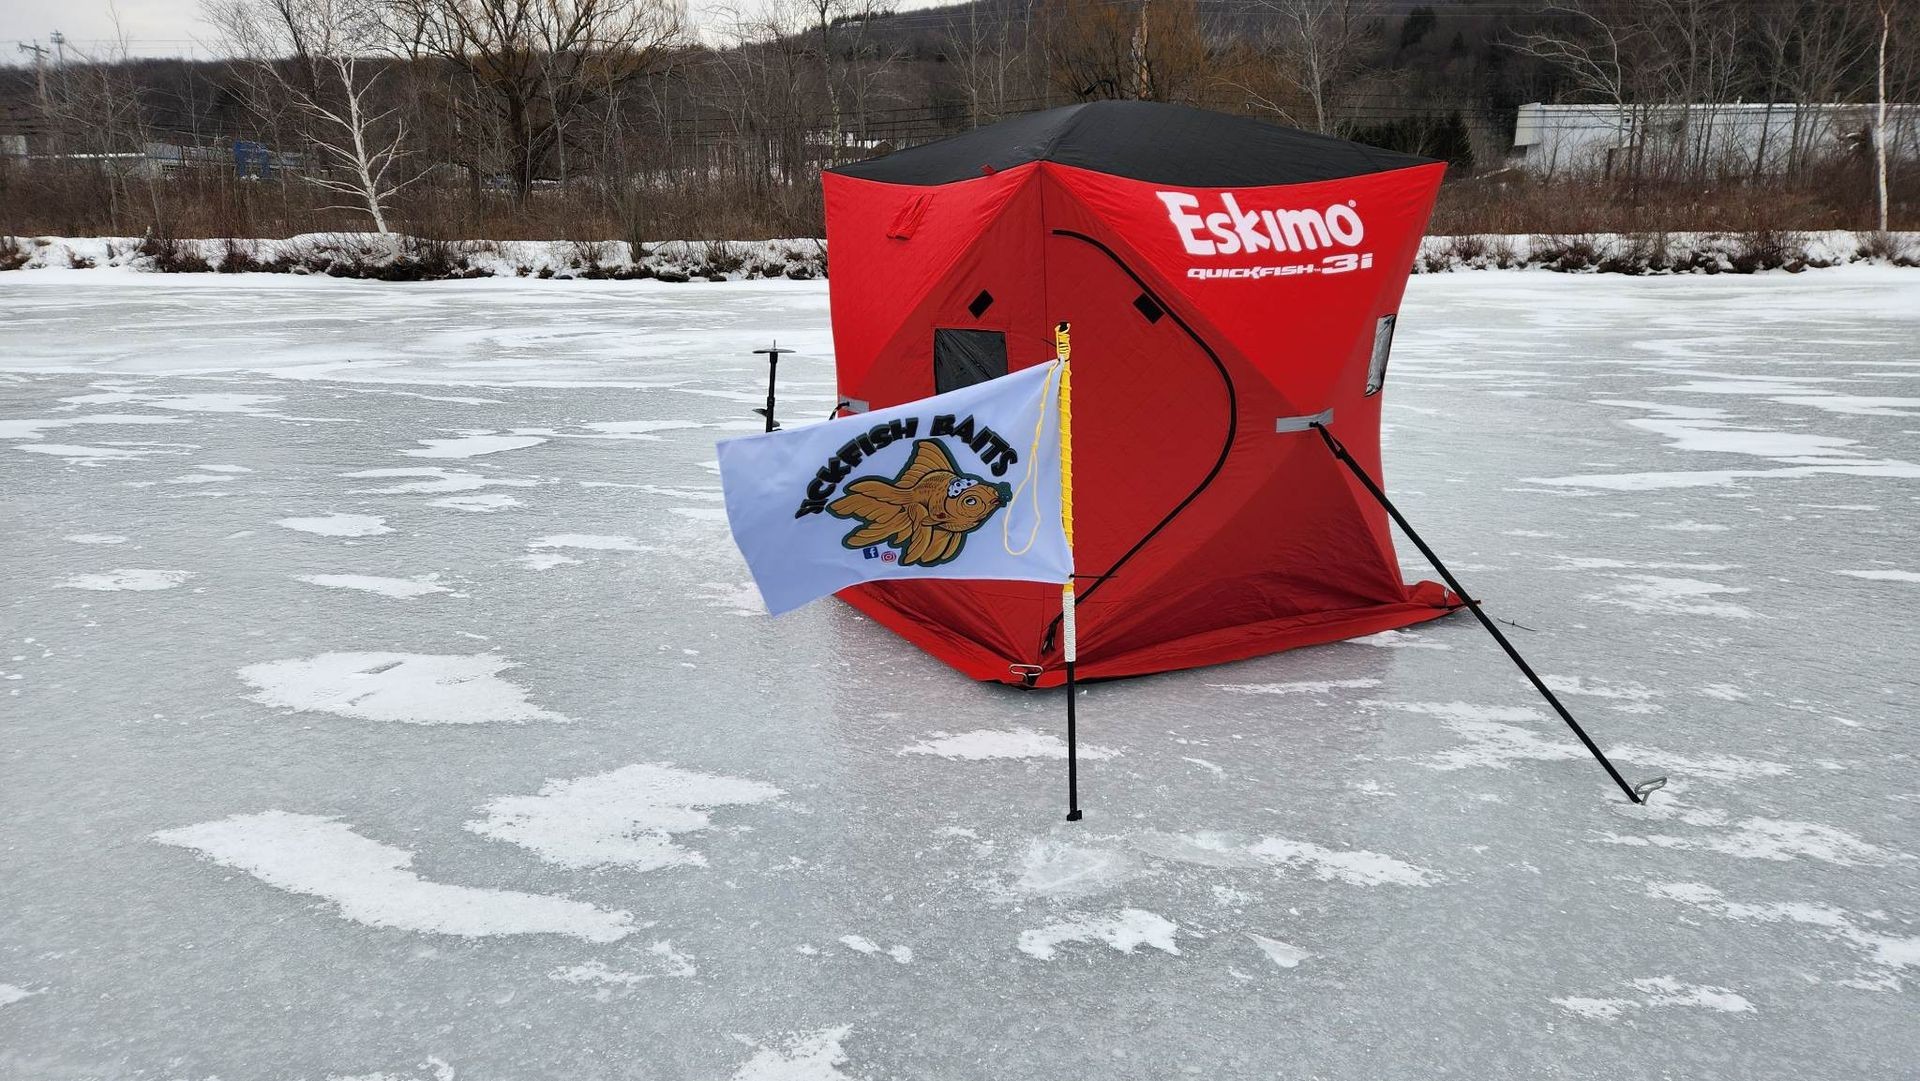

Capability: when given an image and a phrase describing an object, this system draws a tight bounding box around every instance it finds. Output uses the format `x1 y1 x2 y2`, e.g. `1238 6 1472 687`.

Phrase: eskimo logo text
1156 192 1365 256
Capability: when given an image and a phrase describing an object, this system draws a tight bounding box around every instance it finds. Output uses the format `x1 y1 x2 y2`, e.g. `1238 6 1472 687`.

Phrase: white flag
718 361 1071 616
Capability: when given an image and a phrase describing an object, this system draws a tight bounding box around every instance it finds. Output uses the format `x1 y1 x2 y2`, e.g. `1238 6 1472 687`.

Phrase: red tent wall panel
824 153 1455 686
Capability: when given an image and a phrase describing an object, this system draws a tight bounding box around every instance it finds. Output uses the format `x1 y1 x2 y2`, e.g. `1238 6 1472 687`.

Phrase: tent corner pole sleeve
1309 421 1667 806
1038 230 1239 659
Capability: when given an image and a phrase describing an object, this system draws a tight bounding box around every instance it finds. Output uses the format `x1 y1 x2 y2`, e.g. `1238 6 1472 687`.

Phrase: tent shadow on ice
823 100 1458 688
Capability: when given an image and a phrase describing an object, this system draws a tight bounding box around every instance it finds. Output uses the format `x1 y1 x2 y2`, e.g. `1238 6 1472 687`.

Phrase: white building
1510 102 1919 179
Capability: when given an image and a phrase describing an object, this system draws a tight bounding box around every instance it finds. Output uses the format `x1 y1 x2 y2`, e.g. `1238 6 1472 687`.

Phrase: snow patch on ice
153 811 632 941
0 984 40 1007
296 574 453 599
56 568 190 591
465 763 781 871
1834 569 1920 583
277 513 392 537
63 534 128 544
431 493 521 513
403 435 546 459
1017 909 1181 961
1211 678 1382 696
18 443 175 463
1647 881 1920 986
1343 630 1450 650
1554 978 1753 1020
528 534 647 552
1246 837 1438 887
1601 794 1892 864
900 727 1119 761
1649 520 1730 532
517 552 582 571
725 1026 856 1081
1588 575 1759 619
239 652 566 724
1248 934 1309 969
1543 675 1659 701
345 468 538 495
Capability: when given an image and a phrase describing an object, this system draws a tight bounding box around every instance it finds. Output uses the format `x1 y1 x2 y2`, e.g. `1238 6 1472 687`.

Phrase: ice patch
1011 840 1139 898
839 935 880 955
1835 569 1920 583
295 575 453 599
278 513 393 537
549 960 649 987
1017 909 1181 961
696 581 765 615
153 811 632 941
56 568 190 591
239 652 566 724
1211 678 1382 696
63 534 128 544
1364 701 1581 771
465 763 781 870
1699 683 1749 701
1248 934 1309 969
726 1026 855 1081
403 435 546 459
899 727 1119 761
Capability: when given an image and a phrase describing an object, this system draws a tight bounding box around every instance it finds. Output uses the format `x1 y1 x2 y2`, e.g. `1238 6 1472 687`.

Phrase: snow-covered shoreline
4 229 1914 280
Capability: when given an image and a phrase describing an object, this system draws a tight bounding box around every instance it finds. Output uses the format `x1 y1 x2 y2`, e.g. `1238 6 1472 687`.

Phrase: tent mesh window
933 329 1009 393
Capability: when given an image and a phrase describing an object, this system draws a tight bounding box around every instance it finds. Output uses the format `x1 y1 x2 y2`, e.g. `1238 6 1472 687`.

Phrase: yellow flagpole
1055 321 1082 821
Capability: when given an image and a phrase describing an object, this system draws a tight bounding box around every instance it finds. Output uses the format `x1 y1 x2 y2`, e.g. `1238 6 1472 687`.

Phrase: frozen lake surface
3 269 1918 1080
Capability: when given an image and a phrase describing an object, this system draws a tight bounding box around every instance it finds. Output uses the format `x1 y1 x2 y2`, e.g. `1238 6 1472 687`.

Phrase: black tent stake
1310 422 1666 805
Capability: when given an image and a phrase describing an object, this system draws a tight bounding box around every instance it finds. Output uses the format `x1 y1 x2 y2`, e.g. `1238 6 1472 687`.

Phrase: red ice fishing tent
822 100 1458 687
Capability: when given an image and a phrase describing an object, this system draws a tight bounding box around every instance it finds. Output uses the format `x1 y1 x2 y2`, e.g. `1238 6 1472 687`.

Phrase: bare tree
1244 0 1379 135
386 0 685 201
208 0 421 232
1873 0 1894 232
1043 0 1207 103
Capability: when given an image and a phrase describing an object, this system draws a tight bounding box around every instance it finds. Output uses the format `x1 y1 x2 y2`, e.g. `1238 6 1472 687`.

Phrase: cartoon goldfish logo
827 439 1012 567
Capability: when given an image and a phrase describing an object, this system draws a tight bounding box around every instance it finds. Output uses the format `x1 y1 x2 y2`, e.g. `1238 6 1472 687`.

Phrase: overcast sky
2 0 950 60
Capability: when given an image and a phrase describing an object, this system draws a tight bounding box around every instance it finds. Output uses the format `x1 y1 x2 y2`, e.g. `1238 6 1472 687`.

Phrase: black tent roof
830 101 1436 188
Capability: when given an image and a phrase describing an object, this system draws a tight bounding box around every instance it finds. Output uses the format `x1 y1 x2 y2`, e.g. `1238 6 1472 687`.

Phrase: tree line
1 0 1913 243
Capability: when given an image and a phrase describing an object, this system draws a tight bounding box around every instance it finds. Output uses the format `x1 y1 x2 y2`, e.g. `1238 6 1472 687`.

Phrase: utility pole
17 40 48 104
50 30 66 67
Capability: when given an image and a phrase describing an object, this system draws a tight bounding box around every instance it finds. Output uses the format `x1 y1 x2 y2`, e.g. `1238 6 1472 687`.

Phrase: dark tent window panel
933 329 1009 393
